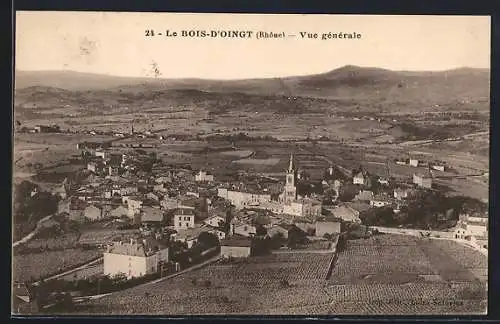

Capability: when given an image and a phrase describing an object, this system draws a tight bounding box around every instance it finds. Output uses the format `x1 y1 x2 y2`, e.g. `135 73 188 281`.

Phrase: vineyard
13 248 101 282
14 233 81 254
56 234 487 315
77 229 140 246
67 252 336 315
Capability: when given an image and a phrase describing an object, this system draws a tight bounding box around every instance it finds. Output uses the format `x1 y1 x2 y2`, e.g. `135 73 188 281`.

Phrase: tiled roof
221 236 251 247
107 238 167 257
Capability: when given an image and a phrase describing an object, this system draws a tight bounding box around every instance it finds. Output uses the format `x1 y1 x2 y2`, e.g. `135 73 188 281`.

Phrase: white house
195 170 214 182
103 238 169 279
413 173 432 189
220 236 252 258
204 215 225 228
409 159 419 167
174 208 195 231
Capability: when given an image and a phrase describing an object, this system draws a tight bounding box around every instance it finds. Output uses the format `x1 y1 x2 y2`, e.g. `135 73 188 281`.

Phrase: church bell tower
284 154 298 203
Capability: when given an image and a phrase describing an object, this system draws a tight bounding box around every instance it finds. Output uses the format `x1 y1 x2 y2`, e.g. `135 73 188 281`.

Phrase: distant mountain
14 66 490 113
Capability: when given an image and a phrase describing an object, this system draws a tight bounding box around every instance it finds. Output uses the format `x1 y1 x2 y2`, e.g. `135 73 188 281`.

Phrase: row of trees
359 190 487 230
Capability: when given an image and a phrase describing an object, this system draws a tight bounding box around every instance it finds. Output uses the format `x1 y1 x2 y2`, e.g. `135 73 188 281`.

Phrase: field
322 234 487 314
57 262 104 281
64 252 335 315
63 234 487 315
14 232 81 253
12 248 102 282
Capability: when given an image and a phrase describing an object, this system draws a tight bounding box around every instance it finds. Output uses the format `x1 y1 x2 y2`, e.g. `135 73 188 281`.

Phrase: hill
14 66 490 115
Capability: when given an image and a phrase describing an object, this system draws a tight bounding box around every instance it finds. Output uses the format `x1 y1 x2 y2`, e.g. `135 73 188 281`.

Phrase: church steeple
284 153 297 203
288 153 295 172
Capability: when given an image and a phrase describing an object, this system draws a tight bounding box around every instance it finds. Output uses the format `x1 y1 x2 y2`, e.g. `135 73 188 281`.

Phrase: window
185 223 189 227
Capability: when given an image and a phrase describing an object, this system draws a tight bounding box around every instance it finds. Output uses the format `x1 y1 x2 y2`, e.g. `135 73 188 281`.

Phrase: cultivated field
62 234 487 315
12 248 102 282
64 252 335 315
322 234 487 314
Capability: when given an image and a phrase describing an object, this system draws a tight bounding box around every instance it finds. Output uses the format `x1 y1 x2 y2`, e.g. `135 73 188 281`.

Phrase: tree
287 225 308 248
197 232 219 248
256 224 267 237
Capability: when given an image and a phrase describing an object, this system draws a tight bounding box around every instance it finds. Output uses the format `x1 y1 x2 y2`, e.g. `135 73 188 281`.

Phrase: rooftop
221 235 252 247
107 238 167 257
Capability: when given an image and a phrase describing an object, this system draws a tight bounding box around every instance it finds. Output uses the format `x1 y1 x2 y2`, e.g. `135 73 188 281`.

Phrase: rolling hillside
14 66 490 116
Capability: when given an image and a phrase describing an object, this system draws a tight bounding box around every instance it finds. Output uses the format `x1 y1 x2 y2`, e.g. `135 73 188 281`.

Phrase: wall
103 253 148 279
174 215 195 230
468 224 487 237
316 222 341 237
372 226 455 239
221 246 251 258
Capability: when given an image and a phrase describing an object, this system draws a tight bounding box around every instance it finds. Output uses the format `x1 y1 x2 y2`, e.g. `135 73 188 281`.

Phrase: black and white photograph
12 12 490 315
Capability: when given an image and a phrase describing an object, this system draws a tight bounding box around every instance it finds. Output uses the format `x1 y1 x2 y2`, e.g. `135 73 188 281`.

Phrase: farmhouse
220 236 252 258
103 238 169 279
413 172 433 189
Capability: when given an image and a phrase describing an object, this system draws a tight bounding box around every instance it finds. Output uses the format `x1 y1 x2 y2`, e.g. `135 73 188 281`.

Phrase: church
278 154 322 219
217 153 322 219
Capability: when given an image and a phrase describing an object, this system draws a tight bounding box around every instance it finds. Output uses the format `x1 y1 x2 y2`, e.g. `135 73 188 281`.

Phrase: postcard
12 12 489 316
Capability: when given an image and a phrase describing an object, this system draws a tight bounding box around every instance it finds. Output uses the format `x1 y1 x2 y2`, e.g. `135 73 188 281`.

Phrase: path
74 254 221 303
13 214 54 248
36 257 104 284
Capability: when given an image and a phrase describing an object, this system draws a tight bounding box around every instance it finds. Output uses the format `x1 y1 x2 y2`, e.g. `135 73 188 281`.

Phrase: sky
15 12 491 79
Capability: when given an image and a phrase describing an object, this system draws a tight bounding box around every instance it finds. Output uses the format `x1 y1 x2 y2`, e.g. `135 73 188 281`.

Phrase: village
12 125 489 313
